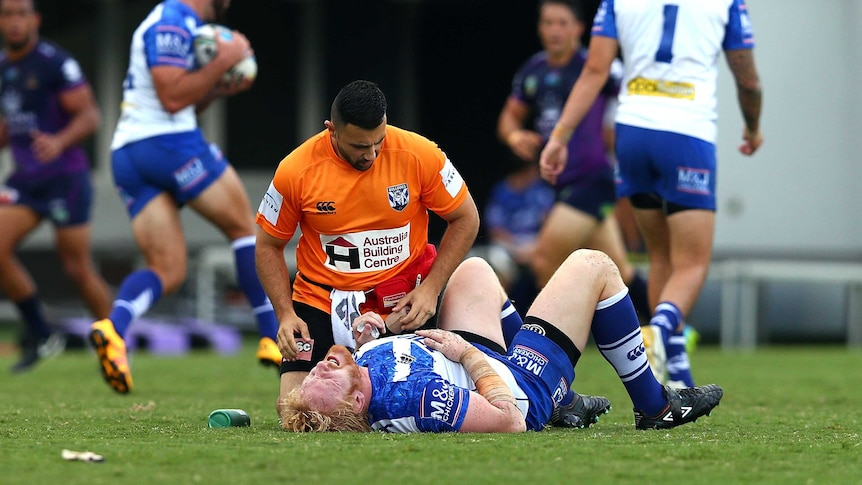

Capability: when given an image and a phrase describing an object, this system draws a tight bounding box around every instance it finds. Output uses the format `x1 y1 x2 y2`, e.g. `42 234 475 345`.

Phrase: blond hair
279 387 372 432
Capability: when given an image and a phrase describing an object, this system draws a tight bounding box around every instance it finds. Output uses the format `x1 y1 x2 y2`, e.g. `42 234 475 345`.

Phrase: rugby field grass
0 338 859 484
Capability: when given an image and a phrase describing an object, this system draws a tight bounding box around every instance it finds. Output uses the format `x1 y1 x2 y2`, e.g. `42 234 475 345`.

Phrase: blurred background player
483 157 554 309
497 0 651 320
541 0 763 387
0 0 112 373
88 0 278 394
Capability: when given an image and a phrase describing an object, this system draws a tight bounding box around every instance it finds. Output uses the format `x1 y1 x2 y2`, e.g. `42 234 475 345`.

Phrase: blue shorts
615 124 717 211
479 329 575 431
111 130 228 218
1 170 93 227
555 169 616 221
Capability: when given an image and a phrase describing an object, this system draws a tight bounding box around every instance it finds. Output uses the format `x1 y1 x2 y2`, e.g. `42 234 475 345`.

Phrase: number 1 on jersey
655 4 679 63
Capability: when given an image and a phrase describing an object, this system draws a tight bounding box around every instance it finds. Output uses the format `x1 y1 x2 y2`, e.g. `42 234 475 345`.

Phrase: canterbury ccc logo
520 323 546 336
627 343 645 360
316 201 335 212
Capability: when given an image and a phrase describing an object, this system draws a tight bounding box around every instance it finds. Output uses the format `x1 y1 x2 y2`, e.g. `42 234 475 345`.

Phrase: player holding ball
89 0 280 394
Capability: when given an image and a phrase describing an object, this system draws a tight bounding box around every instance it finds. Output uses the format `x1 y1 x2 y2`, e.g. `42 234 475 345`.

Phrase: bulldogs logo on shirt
388 183 409 211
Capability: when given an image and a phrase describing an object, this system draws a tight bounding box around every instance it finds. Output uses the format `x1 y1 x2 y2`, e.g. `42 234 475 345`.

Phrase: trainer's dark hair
330 80 387 130
539 0 584 22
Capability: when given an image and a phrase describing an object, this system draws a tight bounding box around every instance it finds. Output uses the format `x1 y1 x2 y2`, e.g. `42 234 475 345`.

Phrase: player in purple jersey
496 0 651 324
278 249 723 433
0 0 112 373
541 0 763 387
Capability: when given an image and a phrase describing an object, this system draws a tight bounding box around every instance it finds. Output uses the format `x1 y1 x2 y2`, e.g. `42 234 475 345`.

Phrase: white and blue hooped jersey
354 336 531 433
592 0 755 142
111 0 203 150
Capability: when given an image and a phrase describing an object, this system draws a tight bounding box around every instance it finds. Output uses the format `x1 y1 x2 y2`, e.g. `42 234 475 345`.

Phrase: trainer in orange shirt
255 80 479 408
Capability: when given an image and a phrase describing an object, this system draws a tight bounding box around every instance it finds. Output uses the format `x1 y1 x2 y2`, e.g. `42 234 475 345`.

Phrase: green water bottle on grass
208 409 251 428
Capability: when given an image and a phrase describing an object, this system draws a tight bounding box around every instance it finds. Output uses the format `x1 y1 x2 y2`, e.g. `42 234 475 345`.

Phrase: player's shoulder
517 51 550 75
383 125 440 153
274 131 332 175
145 0 198 33
32 40 86 84
157 0 197 22
33 39 74 63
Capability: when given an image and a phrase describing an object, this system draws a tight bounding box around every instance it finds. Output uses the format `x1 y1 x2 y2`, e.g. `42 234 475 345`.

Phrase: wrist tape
460 347 517 406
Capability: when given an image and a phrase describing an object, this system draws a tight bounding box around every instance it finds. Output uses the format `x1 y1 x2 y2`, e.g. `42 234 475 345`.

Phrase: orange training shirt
256 125 469 314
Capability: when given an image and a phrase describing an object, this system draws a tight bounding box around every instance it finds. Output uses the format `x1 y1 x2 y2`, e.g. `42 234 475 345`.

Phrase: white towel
330 289 366 348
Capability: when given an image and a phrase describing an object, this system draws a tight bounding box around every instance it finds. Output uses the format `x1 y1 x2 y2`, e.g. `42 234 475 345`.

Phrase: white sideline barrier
191 247 862 349
195 244 297 323
713 260 862 349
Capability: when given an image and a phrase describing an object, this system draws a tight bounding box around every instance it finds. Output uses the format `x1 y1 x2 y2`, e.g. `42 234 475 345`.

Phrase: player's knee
151 264 187 294
453 257 498 288
0 240 16 260
567 248 617 275
60 259 90 282
221 221 254 242
460 256 493 274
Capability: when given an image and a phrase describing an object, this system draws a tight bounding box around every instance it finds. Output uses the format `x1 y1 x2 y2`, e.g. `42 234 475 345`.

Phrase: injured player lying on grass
279 250 723 433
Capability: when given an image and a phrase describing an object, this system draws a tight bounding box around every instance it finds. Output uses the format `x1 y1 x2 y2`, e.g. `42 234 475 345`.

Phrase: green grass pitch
1 335 860 484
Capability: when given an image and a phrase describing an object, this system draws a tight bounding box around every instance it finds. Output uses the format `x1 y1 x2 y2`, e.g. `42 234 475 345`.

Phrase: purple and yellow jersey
593 0 755 142
0 40 89 179
509 48 621 187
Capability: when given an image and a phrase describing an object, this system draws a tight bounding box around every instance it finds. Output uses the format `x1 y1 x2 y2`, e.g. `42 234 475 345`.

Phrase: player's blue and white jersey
592 0 755 142
111 0 202 149
0 40 89 178
354 336 529 433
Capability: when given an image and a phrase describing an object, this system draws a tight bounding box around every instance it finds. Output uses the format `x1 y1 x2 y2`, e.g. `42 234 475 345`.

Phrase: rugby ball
193 24 257 83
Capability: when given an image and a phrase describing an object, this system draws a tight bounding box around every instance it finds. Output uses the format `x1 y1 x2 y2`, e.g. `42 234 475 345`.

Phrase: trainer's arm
426 194 480 297
255 227 308 359
391 193 479 331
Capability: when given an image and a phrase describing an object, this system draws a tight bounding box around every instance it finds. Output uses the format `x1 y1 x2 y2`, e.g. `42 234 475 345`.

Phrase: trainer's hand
352 311 386 348
276 315 310 361
416 329 471 362
389 285 438 333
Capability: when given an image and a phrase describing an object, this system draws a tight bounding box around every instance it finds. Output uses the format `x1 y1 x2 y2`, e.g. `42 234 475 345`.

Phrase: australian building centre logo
321 224 411 273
